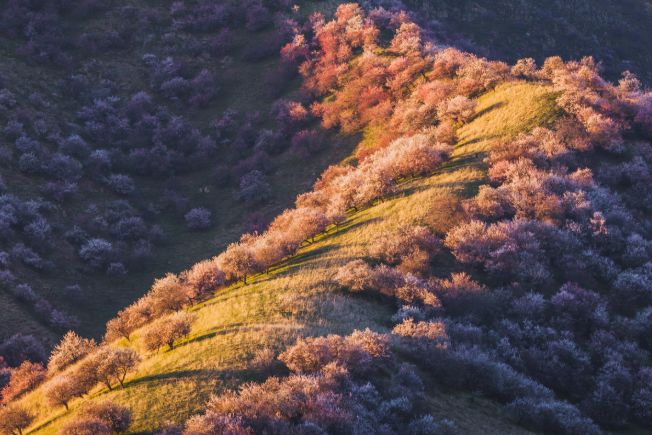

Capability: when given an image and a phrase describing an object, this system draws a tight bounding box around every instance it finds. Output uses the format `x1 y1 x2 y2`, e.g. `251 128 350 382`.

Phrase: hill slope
3 0 651 349
4 3 652 435
15 81 558 434
0 0 353 343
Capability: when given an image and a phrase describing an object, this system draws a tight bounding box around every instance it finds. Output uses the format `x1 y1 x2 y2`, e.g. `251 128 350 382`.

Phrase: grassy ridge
17 81 557 434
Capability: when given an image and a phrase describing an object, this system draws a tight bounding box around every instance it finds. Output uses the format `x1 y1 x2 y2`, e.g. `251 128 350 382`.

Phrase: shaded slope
0 0 353 343
400 0 652 84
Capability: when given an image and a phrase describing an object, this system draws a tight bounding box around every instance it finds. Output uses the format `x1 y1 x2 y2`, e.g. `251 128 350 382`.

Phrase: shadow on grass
467 101 506 123
124 368 220 388
176 323 249 347
25 369 221 433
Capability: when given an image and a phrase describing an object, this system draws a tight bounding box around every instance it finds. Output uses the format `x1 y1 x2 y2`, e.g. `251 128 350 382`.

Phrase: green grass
14 80 558 434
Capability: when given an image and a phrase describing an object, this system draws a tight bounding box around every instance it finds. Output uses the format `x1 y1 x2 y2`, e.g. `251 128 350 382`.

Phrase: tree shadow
176 323 250 347
467 101 505 123
124 368 220 388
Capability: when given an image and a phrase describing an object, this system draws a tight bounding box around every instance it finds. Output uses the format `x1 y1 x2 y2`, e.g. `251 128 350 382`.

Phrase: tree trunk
243 275 247 285
104 379 113 390
64 402 69 411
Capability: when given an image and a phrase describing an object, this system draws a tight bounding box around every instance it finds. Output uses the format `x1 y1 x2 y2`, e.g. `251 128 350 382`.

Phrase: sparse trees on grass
96 347 140 389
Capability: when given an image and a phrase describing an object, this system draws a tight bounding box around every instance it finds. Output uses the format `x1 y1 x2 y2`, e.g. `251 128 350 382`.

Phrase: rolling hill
13 81 561 433
2 2 652 435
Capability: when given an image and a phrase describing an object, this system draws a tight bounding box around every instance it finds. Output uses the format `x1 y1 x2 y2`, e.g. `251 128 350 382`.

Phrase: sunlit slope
19 81 557 434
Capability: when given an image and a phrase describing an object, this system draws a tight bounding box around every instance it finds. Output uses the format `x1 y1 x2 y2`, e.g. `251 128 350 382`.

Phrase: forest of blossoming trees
2 1 652 434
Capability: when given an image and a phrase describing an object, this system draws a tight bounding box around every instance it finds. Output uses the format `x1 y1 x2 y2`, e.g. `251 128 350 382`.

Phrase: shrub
0 333 46 367
289 129 325 158
12 243 49 271
105 174 135 196
11 283 38 303
632 368 652 425
216 241 259 284
508 398 600 435
392 319 449 349
79 238 113 269
189 69 217 107
249 348 280 376
59 417 111 435
432 273 490 318
160 76 190 101
184 207 212 231
550 283 607 336
149 273 191 315
182 257 225 300
237 170 271 204
104 298 153 343
444 219 552 286
278 329 389 374
368 225 440 269
44 153 83 181
79 400 131 433
333 259 375 292
437 95 476 124
58 135 90 159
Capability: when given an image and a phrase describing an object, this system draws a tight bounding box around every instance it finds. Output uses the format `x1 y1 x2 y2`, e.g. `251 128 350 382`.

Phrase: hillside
0 0 353 344
2 3 652 435
2 0 651 348
14 80 558 434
